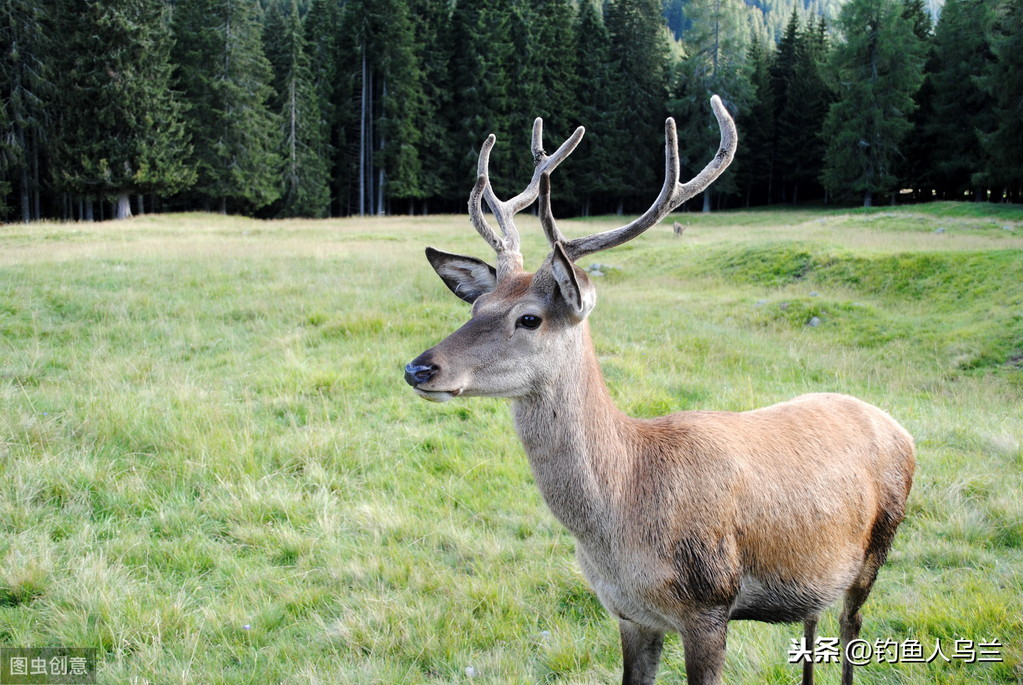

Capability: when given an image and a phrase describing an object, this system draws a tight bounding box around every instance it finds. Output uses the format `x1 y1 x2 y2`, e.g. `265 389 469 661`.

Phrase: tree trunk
359 48 367 217
19 155 31 223
220 197 228 215
702 188 712 213
863 190 873 207
135 194 145 216
84 200 94 222
115 192 133 219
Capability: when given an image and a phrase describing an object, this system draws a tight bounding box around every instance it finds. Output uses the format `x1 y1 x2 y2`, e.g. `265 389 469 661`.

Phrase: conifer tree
897 0 936 200
264 0 330 217
975 0 1023 201
409 0 454 211
776 15 831 203
517 0 578 205
669 0 751 209
172 0 281 214
304 0 342 214
926 0 995 200
571 0 618 215
604 0 669 212
821 0 926 206
339 0 424 215
447 0 515 198
1 0 51 221
50 0 193 220
737 34 776 206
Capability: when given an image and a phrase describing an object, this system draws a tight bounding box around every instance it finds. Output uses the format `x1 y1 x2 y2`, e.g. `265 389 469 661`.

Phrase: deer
403 96 915 685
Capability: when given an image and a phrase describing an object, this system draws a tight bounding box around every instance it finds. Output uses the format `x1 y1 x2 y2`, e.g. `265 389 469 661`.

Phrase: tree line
1 0 1021 223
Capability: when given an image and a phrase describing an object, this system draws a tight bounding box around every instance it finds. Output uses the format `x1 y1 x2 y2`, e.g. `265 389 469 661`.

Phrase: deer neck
511 323 632 541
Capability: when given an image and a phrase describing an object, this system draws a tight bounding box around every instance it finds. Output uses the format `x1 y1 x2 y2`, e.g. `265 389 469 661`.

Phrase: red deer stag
404 96 915 685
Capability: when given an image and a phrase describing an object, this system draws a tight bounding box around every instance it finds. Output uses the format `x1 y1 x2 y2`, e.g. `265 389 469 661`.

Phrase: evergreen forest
1 0 1021 222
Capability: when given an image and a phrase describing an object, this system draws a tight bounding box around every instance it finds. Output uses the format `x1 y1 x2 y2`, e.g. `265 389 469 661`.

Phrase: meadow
1 204 1021 684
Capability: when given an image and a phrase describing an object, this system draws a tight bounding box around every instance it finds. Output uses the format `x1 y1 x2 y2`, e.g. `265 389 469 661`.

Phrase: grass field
1 204 1021 684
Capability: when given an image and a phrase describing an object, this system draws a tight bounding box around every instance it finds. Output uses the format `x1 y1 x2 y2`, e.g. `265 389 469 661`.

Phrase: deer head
405 96 737 402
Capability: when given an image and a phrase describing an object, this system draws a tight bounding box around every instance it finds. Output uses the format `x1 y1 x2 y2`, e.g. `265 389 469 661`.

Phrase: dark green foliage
172 0 281 213
4 0 1023 220
897 0 936 199
737 35 776 206
604 0 670 211
821 0 926 206
669 0 752 209
303 0 342 214
774 15 831 203
974 0 1023 201
49 0 193 218
571 1 618 215
264 0 330 217
0 0 49 221
409 0 455 210
926 0 995 200
339 0 425 215
446 0 516 197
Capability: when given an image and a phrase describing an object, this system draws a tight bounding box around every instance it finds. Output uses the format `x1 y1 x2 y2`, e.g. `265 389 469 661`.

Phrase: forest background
1 0 1021 223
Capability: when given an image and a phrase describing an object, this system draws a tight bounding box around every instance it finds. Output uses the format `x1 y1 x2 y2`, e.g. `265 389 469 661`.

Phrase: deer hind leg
802 615 818 685
620 620 665 685
678 606 729 685
839 579 874 685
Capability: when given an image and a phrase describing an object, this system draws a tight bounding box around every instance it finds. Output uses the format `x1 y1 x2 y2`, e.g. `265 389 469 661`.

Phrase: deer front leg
620 619 665 685
679 606 729 685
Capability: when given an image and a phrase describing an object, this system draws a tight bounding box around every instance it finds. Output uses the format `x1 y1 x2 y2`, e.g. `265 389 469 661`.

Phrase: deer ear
549 242 596 321
425 247 498 304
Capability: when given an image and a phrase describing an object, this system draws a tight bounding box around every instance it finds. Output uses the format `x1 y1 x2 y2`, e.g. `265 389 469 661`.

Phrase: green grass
1 206 1021 683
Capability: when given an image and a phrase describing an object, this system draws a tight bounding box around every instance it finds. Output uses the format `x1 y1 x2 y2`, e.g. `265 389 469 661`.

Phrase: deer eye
516 314 542 330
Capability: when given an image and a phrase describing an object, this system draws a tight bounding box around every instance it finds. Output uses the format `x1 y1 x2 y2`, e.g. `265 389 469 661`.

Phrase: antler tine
538 172 567 246
468 134 510 254
468 120 587 275
563 95 736 262
506 121 586 215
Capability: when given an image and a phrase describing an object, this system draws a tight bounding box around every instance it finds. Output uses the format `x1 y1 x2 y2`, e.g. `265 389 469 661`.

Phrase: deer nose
404 362 439 387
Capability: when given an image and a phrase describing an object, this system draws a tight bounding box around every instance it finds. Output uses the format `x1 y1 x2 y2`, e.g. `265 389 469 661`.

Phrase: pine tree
264 0 330 217
447 0 515 200
926 0 995 200
409 0 454 212
571 0 618 216
768 8 799 203
776 14 831 204
604 0 669 212
897 0 936 200
50 0 193 220
975 0 1023 201
737 34 776 207
1 0 51 221
669 0 752 210
304 0 342 215
821 0 926 206
337 0 424 216
517 0 578 206
172 0 281 214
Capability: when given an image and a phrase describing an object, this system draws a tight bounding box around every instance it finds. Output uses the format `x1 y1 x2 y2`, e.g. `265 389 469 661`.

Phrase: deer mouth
413 387 462 403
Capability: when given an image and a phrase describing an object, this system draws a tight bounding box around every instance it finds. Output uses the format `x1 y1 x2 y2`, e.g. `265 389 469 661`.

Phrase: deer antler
544 95 736 262
469 118 585 277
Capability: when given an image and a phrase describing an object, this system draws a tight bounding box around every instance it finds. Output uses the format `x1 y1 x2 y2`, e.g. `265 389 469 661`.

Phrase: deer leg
679 606 729 685
620 619 665 685
840 581 873 685
802 615 818 685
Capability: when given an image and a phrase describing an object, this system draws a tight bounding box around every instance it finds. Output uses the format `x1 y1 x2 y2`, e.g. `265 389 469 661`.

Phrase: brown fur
408 267 915 684
406 101 913 684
